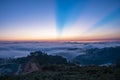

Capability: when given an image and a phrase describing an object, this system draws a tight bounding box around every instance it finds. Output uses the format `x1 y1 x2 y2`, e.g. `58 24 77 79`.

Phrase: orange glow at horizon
0 34 120 42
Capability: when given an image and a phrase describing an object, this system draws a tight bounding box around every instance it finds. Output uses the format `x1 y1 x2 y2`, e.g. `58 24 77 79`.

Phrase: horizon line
0 38 120 42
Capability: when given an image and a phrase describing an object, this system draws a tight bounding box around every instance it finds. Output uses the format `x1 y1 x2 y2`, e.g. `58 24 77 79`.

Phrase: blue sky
0 0 120 41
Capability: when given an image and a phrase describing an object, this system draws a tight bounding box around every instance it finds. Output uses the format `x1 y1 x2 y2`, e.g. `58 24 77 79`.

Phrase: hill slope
73 46 120 65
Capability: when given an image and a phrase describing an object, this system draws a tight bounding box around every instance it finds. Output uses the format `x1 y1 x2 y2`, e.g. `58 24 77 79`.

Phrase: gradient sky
0 0 120 41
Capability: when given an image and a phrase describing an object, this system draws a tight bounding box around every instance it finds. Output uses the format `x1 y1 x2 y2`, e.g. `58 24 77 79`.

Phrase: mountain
0 51 68 76
72 46 120 66
0 50 120 80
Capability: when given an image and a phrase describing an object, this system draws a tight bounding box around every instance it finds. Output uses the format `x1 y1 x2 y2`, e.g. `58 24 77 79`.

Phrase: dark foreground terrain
0 65 120 80
0 48 120 80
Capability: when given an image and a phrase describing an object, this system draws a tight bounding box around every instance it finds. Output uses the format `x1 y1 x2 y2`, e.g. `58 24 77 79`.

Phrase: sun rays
0 0 120 41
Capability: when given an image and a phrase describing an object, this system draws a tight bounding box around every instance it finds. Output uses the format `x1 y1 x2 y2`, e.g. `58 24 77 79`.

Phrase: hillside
0 51 68 76
73 46 120 65
0 50 120 80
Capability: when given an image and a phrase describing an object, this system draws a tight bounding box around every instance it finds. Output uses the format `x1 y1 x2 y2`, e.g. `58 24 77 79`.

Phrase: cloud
0 41 120 59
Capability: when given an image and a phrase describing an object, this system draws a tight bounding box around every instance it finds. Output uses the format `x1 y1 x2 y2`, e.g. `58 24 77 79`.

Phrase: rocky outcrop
22 59 40 75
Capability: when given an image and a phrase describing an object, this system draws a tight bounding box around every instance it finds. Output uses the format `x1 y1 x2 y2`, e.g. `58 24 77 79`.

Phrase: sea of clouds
0 41 120 60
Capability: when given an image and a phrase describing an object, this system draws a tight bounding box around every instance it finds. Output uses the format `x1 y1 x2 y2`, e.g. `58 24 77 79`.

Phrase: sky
0 0 120 41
